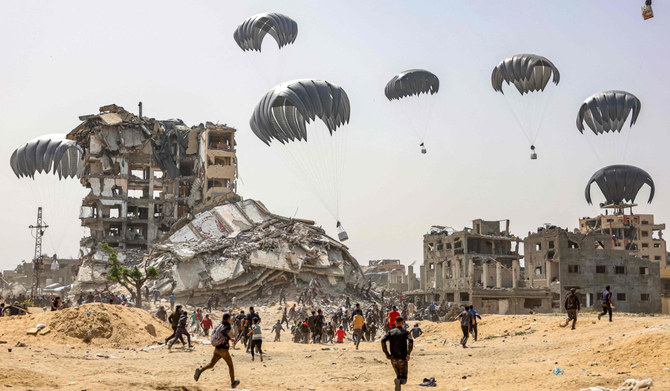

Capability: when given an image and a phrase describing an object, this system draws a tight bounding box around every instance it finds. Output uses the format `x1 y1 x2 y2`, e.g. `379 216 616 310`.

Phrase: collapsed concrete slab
72 199 365 303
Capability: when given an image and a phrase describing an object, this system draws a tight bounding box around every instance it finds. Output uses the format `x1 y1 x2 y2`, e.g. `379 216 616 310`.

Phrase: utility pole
29 207 48 298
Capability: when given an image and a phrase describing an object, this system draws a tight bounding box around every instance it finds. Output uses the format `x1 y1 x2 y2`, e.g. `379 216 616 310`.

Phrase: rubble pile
579 378 653 391
73 198 366 303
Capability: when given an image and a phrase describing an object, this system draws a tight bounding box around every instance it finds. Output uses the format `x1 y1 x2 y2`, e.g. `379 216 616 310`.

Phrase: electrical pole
29 207 48 298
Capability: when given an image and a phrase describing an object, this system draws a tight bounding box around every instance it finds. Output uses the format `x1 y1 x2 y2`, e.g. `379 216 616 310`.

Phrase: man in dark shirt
457 306 473 348
194 313 240 389
410 324 423 339
313 309 325 344
468 306 482 341
381 316 413 391
155 306 167 322
562 288 581 330
165 305 185 345
244 307 260 352
598 286 613 322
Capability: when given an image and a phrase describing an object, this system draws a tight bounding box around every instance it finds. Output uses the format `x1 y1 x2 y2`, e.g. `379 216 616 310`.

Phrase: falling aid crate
642 5 654 20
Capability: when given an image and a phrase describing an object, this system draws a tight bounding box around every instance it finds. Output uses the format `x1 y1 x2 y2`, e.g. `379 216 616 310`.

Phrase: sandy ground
0 303 668 391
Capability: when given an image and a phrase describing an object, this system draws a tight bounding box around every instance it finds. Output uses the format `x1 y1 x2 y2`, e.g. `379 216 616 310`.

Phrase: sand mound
0 303 172 348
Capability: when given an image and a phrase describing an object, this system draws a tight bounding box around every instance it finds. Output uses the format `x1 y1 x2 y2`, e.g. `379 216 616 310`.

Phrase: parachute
384 69 439 153
9 134 87 255
577 91 641 134
576 91 642 162
10 134 83 179
233 12 298 86
233 12 298 52
585 164 654 206
250 79 351 241
491 54 560 159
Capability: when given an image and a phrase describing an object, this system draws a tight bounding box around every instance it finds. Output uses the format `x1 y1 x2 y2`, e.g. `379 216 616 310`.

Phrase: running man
562 288 580 330
598 285 614 322
271 320 284 342
351 310 366 350
381 316 413 391
194 313 240 388
468 305 482 340
247 317 263 362
457 306 472 348
168 310 193 349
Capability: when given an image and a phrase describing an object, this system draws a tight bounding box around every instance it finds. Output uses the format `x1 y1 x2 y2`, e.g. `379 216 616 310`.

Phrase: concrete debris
579 378 653 391
73 198 366 303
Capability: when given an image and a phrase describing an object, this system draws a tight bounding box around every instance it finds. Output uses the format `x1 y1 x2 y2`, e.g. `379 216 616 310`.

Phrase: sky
0 0 669 271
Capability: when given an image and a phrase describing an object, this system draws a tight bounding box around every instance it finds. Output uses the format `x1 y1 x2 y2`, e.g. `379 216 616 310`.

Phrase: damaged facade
412 220 552 314
525 225 662 313
363 259 418 292
68 104 237 254
1 256 79 296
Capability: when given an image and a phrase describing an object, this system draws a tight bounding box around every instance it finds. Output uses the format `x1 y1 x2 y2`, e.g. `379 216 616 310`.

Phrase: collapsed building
1 256 79 297
65 104 364 299
410 220 552 314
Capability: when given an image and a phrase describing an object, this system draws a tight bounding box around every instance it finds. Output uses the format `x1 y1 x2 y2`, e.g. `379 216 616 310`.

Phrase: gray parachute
576 91 641 135
233 12 298 52
250 79 351 145
585 164 654 205
10 134 83 179
491 54 560 95
385 69 439 100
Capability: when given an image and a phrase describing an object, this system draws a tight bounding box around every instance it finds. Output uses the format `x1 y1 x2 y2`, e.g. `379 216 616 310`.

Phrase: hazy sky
1 1 668 271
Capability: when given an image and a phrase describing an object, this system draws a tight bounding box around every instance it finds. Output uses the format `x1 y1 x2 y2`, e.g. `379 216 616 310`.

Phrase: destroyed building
410 220 552 314
1 256 79 297
74 199 365 300
64 104 364 299
579 214 668 268
363 259 418 292
67 104 237 253
525 224 662 313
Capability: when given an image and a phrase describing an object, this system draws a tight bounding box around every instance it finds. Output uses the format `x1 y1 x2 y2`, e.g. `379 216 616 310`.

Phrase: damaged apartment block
68 104 238 253
411 219 552 314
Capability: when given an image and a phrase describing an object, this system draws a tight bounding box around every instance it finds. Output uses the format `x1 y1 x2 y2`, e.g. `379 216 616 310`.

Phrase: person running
457 306 472 348
281 307 289 328
165 305 185 345
387 306 400 331
335 325 347 343
381 316 413 391
169 293 176 312
312 309 325 344
168 310 193 349
351 310 365 350
598 285 614 322
194 313 240 389
247 318 263 362
468 305 482 341
152 288 160 304
410 324 423 339
562 288 581 330
201 314 213 336
271 320 284 342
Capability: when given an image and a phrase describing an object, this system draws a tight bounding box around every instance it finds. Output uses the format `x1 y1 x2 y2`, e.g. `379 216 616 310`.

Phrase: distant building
412 219 552 314
363 259 417 292
579 214 667 268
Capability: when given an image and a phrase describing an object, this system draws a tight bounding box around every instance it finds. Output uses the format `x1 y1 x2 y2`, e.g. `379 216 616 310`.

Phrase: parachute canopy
233 12 298 52
250 79 351 145
384 69 439 100
491 54 560 95
585 164 654 205
576 91 641 135
10 134 83 179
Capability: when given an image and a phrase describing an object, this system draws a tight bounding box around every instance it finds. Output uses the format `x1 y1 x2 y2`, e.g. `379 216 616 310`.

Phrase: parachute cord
502 93 533 145
530 85 557 145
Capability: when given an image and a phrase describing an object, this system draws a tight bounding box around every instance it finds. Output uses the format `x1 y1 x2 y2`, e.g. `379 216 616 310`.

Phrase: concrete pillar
546 259 552 283
496 261 502 288
435 262 443 289
512 259 520 289
468 259 475 288
482 262 488 288
407 266 415 291
419 265 426 290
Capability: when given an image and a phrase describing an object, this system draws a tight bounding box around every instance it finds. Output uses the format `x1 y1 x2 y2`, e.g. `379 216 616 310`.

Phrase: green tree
102 243 159 308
